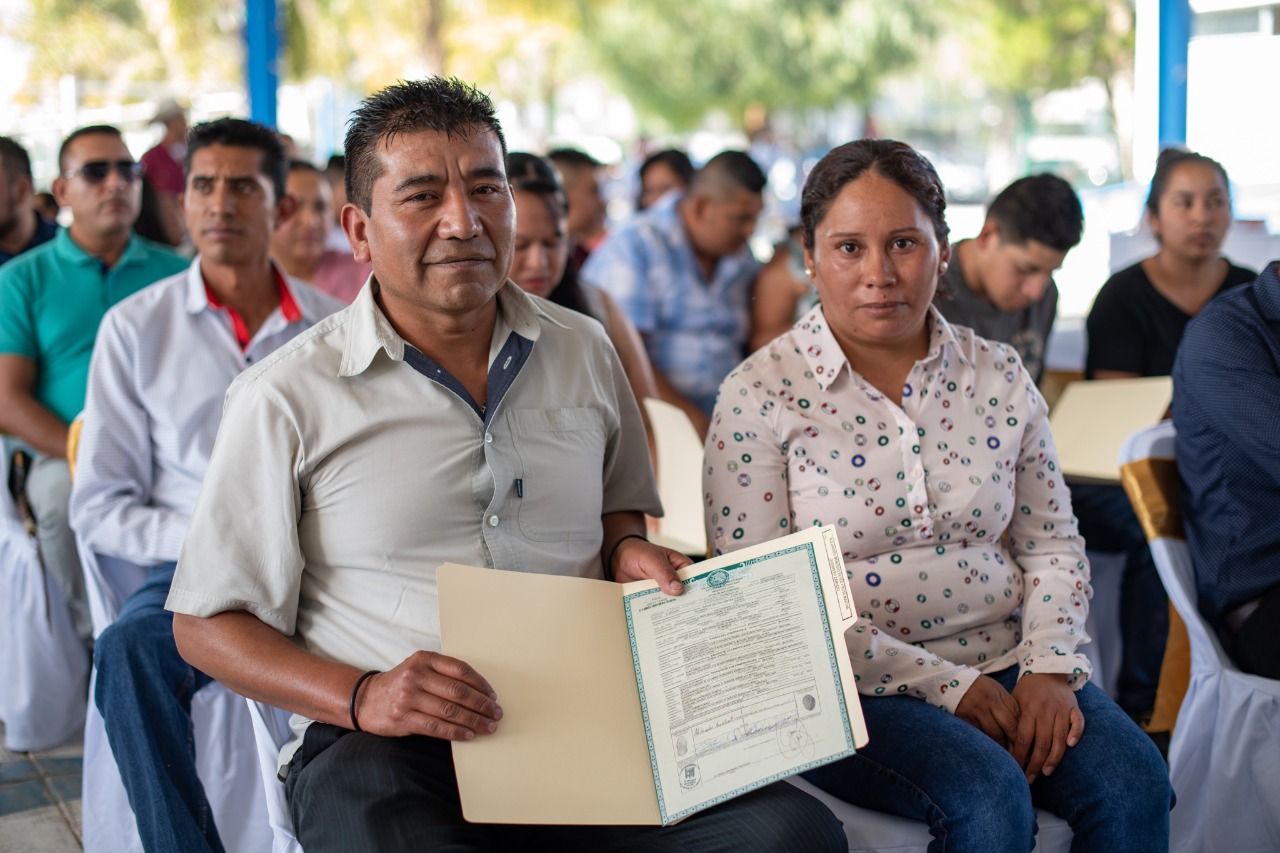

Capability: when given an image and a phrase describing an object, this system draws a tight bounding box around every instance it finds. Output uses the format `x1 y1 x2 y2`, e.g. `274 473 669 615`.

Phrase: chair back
643 398 708 557
1119 420 1280 852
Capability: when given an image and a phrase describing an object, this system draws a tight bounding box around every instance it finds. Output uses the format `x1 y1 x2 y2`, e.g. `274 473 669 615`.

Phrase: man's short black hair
58 125 124 173
986 174 1083 252
288 159 323 176
344 77 506 214
691 150 767 198
184 118 288 199
547 148 600 172
0 136 33 182
325 154 344 175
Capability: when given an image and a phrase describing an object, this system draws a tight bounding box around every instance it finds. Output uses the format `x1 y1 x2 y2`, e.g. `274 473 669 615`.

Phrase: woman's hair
1145 147 1231 217
800 139 949 251
637 148 695 209
505 152 593 316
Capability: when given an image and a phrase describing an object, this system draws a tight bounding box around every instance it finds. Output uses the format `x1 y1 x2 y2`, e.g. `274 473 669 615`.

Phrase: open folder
438 525 867 826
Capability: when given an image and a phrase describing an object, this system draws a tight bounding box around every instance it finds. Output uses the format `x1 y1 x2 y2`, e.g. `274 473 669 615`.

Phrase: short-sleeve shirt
581 193 758 414
1172 261 1280 622
1085 259 1255 378
933 239 1058 385
167 280 661 766
703 306 1092 711
0 229 188 423
69 260 342 566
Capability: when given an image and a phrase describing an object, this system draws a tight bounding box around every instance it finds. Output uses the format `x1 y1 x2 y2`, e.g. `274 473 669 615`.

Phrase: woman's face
510 189 569 298
639 161 685 210
1150 161 1231 262
804 171 949 355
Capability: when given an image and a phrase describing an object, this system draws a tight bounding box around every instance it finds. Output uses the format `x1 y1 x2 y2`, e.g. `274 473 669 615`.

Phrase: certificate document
438 525 866 826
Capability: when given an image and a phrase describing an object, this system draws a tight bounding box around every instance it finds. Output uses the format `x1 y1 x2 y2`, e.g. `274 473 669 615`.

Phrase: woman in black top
1079 149 1255 725
1086 149 1255 379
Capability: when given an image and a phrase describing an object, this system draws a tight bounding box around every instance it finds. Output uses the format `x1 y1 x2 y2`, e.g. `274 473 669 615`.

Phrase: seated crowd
0 74 1273 853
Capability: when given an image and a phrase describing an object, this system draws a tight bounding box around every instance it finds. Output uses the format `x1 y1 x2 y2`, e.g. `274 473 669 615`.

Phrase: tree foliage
966 0 1133 98
580 0 934 131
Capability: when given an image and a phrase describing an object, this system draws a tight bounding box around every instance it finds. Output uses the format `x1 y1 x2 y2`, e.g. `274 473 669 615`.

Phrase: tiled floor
0 721 82 853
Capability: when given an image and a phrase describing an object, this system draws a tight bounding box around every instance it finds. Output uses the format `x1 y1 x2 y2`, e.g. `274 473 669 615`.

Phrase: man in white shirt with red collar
69 117 341 853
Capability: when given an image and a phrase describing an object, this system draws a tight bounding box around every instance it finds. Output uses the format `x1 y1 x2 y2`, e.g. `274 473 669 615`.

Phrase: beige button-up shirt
169 279 659 763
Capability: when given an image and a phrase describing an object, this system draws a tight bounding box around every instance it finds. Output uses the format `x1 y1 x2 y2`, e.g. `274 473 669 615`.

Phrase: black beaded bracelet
606 533 649 581
349 669 380 732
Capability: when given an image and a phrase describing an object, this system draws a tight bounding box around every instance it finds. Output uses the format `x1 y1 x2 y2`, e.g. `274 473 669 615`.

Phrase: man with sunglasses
0 124 186 648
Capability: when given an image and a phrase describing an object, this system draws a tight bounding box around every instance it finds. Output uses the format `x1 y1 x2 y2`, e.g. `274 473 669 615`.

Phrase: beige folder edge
1048 376 1172 482
438 525 866 826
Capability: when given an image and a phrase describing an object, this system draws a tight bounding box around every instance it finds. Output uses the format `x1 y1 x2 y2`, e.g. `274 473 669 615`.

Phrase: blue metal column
245 0 279 128
1157 0 1191 147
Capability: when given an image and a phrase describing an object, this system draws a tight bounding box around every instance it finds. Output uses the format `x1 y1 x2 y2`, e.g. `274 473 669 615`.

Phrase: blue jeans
802 666 1172 852
94 562 224 853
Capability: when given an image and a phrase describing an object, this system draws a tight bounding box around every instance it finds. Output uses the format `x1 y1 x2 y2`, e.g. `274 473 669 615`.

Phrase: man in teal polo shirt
0 124 186 645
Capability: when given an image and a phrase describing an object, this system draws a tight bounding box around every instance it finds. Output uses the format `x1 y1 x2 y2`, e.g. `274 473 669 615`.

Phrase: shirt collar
797 304 968 392
183 258 307 349
53 227 147 269
338 277 566 379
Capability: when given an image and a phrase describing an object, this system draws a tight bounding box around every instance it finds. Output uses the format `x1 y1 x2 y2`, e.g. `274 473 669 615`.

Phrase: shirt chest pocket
507 407 606 542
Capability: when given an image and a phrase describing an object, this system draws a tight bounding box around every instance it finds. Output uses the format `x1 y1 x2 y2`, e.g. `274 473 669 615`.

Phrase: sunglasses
62 160 144 184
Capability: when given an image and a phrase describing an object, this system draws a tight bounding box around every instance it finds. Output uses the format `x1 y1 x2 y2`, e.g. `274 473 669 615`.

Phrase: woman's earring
939 261 949 275
805 268 813 277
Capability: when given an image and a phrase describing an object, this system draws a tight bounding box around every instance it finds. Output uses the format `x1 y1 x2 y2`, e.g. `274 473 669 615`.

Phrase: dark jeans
285 722 847 853
93 562 224 853
802 665 1173 853
1070 482 1168 720
1229 584 1280 680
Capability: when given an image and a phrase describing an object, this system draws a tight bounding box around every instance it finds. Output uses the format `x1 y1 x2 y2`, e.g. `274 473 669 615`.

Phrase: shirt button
487 515 500 527
484 432 493 444
912 469 923 479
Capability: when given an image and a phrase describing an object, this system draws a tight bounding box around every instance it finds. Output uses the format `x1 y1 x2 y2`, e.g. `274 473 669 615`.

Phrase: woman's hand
954 675 1021 749
1009 673 1086 783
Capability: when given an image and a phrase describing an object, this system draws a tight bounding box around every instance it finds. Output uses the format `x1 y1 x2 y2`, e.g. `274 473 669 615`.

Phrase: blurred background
1 0 1276 323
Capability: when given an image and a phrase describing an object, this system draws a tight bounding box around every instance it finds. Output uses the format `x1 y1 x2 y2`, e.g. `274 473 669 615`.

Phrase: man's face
345 127 514 323
974 225 1067 312
183 144 285 270
687 188 763 260
271 169 331 274
53 133 142 241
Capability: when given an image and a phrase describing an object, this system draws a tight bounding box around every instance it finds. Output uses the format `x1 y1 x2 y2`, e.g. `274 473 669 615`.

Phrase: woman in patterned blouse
703 140 1171 851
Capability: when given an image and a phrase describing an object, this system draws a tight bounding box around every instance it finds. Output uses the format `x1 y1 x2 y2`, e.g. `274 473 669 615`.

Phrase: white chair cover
785 775 1073 852
643 397 707 556
1121 421 1280 853
78 544 272 853
246 699 305 853
0 441 89 752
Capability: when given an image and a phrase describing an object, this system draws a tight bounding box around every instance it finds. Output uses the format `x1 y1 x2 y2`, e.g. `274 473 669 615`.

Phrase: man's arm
0 354 69 457
601 509 691 594
69 314 189 563
174 611 503 740
646 346 712 439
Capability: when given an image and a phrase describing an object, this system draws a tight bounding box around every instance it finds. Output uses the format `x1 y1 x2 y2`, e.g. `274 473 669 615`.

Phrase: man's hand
611 536 693 595
352 651 503 741
1009 673 1085 783
954 674 1021 750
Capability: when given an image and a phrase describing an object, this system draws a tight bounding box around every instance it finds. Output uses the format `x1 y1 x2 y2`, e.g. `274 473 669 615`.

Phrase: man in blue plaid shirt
582 151 765 437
